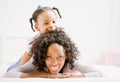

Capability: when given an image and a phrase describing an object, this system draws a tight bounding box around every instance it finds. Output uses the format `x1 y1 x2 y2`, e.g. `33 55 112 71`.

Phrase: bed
0 78 119 82
0 65 120 82
1 51 120 81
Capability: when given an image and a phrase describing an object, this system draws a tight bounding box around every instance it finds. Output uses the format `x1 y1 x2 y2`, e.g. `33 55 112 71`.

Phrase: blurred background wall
0 0 120 65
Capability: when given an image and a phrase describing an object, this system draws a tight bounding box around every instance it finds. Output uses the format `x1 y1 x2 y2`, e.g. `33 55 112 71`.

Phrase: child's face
35 10 58 33
45 43 67 74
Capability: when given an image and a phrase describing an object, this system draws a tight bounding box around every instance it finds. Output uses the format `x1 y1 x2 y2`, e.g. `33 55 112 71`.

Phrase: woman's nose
52 59 58 65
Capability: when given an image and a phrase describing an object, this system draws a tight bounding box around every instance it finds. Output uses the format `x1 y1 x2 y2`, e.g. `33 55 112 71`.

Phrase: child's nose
50 22 56 27
51 26 56 30
47 25 56 31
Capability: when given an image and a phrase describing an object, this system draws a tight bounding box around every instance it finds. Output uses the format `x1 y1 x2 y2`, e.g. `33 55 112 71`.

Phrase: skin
20 10 58 65
21 43 85 78
19 10 85 78
35 10 57 33
45 43 67 74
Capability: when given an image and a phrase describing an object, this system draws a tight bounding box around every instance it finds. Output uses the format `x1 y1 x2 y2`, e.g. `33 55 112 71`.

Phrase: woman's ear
34 24 40 31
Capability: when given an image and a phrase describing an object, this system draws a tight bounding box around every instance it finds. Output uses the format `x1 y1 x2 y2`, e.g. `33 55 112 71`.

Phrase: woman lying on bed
4 28 102 78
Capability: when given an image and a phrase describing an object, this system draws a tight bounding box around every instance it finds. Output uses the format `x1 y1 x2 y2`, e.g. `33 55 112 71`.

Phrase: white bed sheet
0 65 9 78
0 65 120 79
0 78 119 82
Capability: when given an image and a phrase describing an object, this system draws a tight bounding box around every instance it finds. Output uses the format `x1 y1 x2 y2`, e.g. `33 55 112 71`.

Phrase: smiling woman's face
45 43 67 74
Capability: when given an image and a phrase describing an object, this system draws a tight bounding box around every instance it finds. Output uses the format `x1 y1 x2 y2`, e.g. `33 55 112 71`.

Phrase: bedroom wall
111 0 120 51
0 0 118 65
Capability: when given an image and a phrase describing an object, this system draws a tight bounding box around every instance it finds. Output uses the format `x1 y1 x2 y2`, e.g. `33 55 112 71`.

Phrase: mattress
0 65 120 82
0 78 119 82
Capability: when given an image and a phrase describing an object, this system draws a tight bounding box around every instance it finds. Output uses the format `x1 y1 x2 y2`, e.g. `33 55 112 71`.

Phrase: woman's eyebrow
47 53 51 56
58 53 64 56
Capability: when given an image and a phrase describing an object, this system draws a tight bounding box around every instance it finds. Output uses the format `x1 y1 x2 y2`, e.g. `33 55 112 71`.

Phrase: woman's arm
63 60 103 77
21 71 75 78
4 57 72 78
73 60 103 77
4 70 74 78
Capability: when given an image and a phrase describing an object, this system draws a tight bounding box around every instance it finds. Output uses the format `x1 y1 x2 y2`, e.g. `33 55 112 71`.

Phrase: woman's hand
37 71 85 78
21 71 85 78
68 71 85 78
37 72 73 78
62 71 85 78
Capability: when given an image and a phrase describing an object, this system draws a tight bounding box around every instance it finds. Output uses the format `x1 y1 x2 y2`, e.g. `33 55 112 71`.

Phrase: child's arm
20 52 32 65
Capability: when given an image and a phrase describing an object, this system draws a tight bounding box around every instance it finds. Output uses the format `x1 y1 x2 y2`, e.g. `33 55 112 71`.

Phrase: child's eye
53 21 55 23
44 22 49 25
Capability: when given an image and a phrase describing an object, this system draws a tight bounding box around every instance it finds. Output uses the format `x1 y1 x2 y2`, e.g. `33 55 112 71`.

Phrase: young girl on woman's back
7 5 62 71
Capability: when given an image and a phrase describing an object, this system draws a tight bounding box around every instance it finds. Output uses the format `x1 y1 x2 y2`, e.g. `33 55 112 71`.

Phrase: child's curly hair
29 28 79 72
30 6 62 32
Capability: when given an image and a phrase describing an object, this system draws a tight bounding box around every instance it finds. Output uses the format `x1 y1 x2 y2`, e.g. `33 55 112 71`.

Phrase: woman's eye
58 56 63 59
47 56 50 57
46 56 50 58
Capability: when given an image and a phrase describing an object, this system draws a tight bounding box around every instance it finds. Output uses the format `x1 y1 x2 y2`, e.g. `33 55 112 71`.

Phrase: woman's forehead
47 43 65 54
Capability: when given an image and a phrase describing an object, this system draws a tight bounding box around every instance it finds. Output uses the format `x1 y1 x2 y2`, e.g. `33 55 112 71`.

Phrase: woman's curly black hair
29 28 79 72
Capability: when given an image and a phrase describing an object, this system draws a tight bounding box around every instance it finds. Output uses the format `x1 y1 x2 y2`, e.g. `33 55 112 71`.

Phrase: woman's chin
50 71 59 74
